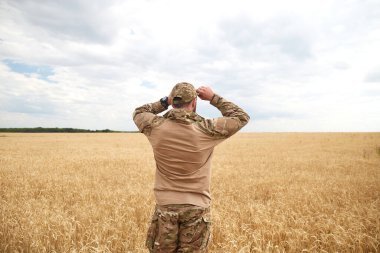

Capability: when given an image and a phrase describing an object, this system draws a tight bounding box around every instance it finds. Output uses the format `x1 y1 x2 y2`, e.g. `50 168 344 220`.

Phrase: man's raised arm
197 86 250 138
132 100 167 135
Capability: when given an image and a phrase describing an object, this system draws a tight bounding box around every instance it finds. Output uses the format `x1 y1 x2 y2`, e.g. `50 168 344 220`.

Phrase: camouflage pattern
133 94 250 138
169 82 197 105
133 101 166 135
163 109 203 125
197 94 250 138
133 89 250 252
146 204 211 253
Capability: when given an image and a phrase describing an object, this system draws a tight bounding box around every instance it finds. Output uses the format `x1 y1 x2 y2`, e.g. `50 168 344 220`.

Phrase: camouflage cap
170 82 197 105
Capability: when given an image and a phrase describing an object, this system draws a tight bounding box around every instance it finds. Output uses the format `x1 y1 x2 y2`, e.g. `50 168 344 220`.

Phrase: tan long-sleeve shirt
133 94 250 207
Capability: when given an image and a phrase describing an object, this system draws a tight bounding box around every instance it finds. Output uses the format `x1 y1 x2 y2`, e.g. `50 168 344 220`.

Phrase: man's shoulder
195 115 247 139
151 115 166 128
135 114 166 136
193 117 226 139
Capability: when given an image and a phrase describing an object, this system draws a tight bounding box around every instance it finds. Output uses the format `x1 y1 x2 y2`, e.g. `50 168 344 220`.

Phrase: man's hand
196 86 215 101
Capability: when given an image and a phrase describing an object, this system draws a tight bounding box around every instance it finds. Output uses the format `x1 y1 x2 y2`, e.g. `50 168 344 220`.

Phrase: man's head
170 82 197 111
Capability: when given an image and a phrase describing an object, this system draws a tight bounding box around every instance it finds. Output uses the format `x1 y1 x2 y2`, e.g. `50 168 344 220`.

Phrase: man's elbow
132 109 140 121
240 113 250 127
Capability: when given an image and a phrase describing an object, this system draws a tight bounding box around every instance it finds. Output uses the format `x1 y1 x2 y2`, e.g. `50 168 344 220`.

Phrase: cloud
1 96 57 115
141 80 156 89
365 70 380 83
6 0 116 44
0 0 379 131
219 15 313 61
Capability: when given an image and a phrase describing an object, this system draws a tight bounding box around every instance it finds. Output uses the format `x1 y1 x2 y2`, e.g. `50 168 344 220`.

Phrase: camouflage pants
146 204 211 253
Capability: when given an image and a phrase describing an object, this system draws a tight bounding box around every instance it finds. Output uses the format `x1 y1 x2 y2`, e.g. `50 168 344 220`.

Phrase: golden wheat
1 133 379 252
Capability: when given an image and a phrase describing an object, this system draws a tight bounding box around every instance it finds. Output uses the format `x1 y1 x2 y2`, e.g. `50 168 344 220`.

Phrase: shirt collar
164 109 203 124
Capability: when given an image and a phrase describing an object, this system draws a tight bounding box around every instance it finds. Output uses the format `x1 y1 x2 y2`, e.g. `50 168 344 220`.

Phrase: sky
0 0 379 132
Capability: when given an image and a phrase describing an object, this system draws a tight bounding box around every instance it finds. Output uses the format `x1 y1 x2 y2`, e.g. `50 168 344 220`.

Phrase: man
133 82 250 252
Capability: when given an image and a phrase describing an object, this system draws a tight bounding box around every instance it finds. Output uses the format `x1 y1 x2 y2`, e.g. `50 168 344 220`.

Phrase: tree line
0 127 138 133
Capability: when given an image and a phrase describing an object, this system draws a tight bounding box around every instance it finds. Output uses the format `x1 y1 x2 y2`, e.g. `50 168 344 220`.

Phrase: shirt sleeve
203 94 250 138
133 101 167 135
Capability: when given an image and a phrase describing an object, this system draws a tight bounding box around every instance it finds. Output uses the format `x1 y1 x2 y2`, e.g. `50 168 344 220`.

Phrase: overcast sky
1 0 379 132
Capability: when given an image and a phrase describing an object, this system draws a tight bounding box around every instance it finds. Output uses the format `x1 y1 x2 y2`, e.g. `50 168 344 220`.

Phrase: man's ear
192 98 197 112
192 99 197 107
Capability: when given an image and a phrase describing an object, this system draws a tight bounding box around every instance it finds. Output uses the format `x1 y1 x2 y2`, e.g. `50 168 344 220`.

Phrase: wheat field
0 132 379 252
